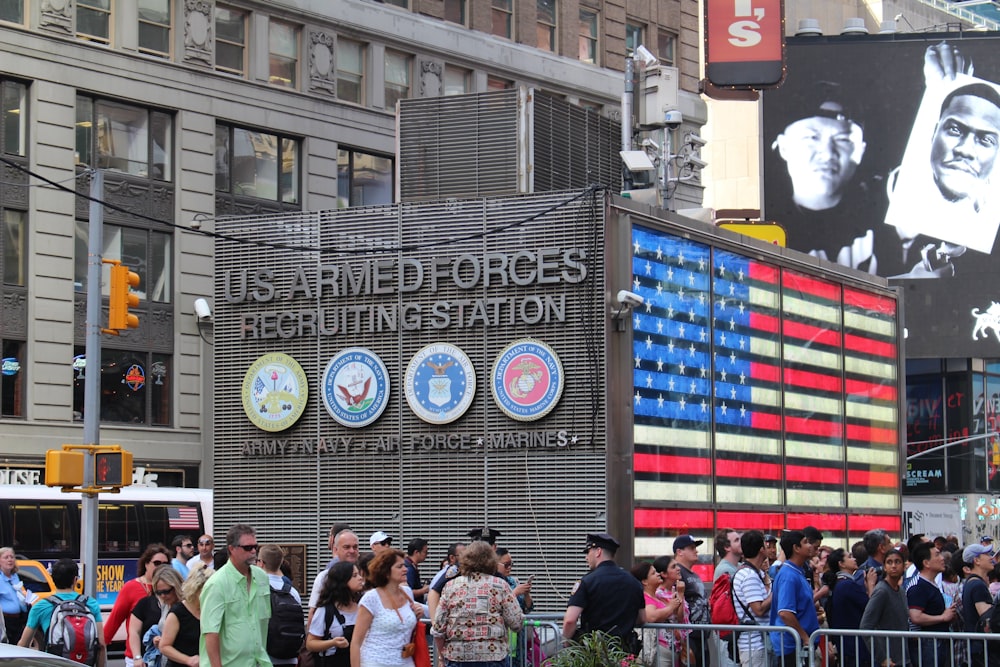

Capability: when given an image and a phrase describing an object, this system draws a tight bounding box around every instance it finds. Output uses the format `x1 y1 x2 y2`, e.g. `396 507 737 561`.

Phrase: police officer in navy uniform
562 533 646 652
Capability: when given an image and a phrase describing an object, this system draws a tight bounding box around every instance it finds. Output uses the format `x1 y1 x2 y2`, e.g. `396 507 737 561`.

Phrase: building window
579 9 598 64
76 97 173 181
74 221 172 304
73 347 171 425
443 67 471 96
138 0 171 57
625 22 643 57
269 20 298 88
3 209 24 287
0 0 24 25
491 0 512 38
216 124 299 204
487 76 514 91
77 0 111 44
384 0 407 6
384 51 411 110
336 38 364 105
2 81 26 156
1 339 25 417
444 0 465 25
215 6 247 75
536 0 556 52
658 29 676 65
337 149 393 208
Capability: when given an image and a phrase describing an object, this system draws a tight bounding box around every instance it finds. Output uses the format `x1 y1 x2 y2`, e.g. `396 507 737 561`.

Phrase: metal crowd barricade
516 615 802 667
812 627 1000 667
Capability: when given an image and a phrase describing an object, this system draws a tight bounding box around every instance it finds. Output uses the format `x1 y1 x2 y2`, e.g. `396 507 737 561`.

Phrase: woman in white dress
351 549 424 667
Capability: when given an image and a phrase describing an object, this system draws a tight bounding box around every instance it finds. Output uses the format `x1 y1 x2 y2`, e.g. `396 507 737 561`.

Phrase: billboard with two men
762 35 1000 358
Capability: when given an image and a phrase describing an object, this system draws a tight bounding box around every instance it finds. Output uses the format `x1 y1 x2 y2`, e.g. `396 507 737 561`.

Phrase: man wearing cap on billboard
673 534 709 666
961 542 996 666
563 533 645 653
770 81 877 272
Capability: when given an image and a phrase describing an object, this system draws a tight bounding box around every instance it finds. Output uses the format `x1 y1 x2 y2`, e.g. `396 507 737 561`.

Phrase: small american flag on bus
167 507 200 529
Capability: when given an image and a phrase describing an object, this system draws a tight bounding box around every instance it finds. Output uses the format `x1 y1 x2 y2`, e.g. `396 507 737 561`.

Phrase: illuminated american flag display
630 224 900 554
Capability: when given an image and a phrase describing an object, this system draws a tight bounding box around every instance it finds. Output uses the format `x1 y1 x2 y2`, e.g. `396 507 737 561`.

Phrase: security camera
664 110 683 129
616 289 645 308
641 138 660 152
194 297 212 320
686 156 708 169
633 44 659 68
685 133 707 147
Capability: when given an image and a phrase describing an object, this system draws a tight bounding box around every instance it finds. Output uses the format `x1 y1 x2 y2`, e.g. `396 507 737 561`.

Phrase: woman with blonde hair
160 567 213 667
130 564 183 667
0 546 34 643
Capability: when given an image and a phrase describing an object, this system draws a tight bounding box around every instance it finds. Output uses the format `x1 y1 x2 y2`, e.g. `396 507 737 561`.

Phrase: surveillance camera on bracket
685 133 707 147
686 156 708 170
633 44 659 68
616 289 645 308
664 109 683 129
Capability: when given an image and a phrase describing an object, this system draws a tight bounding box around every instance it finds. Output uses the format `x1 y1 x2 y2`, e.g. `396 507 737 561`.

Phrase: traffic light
45 449 84 487
95 450 133 487
108 264 140 332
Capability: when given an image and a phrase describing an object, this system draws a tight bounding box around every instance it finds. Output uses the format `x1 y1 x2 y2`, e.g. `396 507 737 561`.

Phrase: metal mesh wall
213 191 607 611
398 90 623 201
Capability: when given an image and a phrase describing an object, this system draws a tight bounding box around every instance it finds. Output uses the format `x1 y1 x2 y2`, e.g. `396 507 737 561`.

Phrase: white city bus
0 484 213 609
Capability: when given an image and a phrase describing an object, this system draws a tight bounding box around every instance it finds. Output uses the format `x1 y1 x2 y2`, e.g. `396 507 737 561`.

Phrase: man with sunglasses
170 535 195 579
188 535 216 576
199 524 272 667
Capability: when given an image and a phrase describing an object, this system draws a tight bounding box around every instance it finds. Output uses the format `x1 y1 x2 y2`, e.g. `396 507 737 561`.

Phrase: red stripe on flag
844 333 896 359
847 424 897 445
847 469 899 488
844 288 897 316
751 362 779 383
784 367 842 393
751 412 782 430
784 272 840 302
634 453 711 476
749 312 779 333
846 379 897 402
848 514 901 532
787 464 844 484
787 513 847 531
783 320 841 347
785 415 843 438
716 459 781 481
748 261 779 284
717 511 785 530
634 508 714 529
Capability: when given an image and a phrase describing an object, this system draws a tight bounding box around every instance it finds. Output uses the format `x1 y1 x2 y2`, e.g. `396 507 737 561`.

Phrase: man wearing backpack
17 558 104 666
962 543 998 667
259 544 304 666
711 529 742 667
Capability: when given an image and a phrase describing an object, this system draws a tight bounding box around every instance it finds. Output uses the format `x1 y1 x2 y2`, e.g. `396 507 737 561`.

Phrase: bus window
97 502 140 552
142 504 202 548
11 503 74 554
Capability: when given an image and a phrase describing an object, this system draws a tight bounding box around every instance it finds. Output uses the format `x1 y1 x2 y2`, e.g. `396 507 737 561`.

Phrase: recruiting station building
212 190 903 603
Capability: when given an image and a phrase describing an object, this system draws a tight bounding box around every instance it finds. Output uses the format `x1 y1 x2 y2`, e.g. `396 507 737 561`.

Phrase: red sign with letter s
705 0 785 88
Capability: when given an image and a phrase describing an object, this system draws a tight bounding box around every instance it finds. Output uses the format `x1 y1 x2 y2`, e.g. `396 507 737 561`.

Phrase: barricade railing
516 615 801 667
811 627 1000 667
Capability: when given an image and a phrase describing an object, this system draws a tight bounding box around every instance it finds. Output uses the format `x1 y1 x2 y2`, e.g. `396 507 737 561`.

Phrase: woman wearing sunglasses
131 565 184 667
104 543 172 667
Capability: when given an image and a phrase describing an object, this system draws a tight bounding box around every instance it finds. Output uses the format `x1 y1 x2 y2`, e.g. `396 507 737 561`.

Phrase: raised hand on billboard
924 41 974 87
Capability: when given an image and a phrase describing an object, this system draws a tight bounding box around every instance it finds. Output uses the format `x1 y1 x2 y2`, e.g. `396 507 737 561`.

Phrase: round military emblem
404 343 476 424
241 353 309 432
491 339 563 421
322 347 390 428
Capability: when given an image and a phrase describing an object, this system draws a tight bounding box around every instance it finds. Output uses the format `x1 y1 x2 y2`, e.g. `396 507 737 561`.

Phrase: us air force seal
322 347 390 428
404 343 475 424
491 339 563 421
241 353 308 432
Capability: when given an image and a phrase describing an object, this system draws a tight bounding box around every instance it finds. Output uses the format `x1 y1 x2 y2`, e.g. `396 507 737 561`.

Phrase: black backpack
267 582 305 659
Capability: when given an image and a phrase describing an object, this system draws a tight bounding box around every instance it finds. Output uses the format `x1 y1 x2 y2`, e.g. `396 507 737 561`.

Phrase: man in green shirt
200 524 273 667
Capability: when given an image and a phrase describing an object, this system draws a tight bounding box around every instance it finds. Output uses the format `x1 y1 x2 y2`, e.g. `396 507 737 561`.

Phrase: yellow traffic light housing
45 449 85 487
106 262 140 333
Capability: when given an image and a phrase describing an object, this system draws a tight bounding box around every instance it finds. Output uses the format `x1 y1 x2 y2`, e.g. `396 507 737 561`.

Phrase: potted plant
543 631 643 667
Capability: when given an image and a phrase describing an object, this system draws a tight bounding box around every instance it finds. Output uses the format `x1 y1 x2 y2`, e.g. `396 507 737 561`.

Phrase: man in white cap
961 542 995 665
369 530 393 555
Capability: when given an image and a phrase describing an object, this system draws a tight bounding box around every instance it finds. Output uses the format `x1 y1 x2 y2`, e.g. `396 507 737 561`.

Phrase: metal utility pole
81 170 103 598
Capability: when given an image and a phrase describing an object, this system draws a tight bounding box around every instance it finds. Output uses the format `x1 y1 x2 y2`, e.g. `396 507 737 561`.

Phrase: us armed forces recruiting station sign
762 36 1000 358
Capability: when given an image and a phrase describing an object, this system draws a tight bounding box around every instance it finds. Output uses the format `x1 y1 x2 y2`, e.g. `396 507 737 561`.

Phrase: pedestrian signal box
95 450 133 487
45 450 84 487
